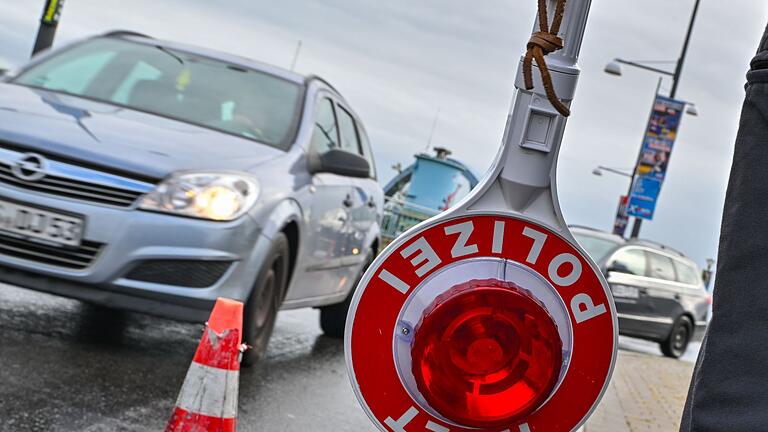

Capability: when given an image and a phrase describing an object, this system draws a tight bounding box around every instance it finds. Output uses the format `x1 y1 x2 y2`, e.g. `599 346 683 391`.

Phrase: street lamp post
606 0 702 239
592 166 632 178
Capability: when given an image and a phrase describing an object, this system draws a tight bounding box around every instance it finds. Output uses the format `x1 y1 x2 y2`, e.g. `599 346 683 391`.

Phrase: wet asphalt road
0 283 702 431
0 283 376 432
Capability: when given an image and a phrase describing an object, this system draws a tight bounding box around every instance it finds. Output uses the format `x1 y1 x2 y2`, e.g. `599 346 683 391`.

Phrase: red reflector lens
411 279 563 428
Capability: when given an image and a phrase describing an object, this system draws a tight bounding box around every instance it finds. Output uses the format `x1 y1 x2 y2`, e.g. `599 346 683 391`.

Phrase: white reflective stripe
617 313 673 324
175 361 239 419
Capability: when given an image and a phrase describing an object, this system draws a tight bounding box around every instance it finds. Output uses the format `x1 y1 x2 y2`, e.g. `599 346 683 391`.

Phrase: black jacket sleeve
681 23 768 432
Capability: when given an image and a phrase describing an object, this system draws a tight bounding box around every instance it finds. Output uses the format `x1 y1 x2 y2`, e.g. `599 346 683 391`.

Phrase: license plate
612 285 640 299
0 199 84 247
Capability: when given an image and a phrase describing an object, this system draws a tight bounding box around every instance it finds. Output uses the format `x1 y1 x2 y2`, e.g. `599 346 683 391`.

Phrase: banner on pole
613 195 629 237
627 96 685 220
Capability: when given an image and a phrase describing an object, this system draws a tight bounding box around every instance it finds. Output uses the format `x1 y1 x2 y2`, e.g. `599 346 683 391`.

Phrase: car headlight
139 173 259 221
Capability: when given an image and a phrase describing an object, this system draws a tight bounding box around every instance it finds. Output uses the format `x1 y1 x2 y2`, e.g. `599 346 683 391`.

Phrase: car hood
0 84 285 180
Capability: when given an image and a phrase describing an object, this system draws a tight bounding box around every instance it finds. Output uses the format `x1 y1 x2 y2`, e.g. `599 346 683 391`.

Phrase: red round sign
346 214 617 432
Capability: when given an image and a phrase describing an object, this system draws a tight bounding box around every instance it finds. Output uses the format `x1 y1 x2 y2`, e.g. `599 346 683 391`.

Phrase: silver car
0 32 383 363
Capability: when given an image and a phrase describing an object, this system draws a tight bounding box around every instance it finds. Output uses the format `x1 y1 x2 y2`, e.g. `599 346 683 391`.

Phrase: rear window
673 260 701 285
573 233 621 262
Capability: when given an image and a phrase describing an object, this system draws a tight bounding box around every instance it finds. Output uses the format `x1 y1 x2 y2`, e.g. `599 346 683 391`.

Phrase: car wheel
660 315 692 359
242 233 289 367
319 251 373 338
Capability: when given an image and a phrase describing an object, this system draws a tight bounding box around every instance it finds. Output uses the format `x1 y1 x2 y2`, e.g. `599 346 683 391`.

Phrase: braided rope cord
523 0 571 117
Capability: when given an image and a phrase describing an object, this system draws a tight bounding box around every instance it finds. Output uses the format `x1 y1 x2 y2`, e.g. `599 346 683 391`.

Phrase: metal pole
597 166 632 178
32 0 65 56
290 40 302 71
670 0 701 99
425 108 442 152
630 0 700 238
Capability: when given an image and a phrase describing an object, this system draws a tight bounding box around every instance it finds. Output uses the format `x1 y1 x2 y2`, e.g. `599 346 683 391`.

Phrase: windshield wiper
155 45 185 65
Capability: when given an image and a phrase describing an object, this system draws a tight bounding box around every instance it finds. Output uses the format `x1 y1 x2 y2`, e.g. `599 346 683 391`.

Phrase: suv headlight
139 173 259 221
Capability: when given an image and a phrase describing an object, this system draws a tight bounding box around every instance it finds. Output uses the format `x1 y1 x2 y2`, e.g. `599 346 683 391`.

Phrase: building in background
381 147 478 247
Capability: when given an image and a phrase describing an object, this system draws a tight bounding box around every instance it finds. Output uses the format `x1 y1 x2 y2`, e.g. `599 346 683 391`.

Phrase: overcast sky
1 0 767 269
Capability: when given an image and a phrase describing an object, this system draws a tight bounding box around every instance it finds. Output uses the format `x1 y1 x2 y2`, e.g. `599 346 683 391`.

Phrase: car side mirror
311 149 370 178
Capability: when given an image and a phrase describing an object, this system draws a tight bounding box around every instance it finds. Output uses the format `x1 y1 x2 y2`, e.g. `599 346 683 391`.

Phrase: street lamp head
685 104 699 117
604 60 623 76
592 168 603 177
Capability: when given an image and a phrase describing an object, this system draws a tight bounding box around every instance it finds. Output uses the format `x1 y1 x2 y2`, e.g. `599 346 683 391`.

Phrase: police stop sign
345 215 616 432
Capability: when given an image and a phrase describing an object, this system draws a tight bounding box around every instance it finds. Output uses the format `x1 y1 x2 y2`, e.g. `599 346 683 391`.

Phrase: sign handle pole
457 0 594 237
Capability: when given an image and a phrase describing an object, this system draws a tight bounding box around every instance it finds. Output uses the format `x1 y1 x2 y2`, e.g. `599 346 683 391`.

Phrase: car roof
569 225 695 264
99 31 337 93
570 225 626 244
626 239 689 260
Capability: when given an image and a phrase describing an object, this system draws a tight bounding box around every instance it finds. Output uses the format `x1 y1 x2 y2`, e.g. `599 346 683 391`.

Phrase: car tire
660 315 692 359
241 233 289 367
319 251 373 339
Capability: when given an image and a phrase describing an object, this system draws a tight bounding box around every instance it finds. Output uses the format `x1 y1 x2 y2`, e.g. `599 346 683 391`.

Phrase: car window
673 260 700 285
111 61 162 104
336 105 363 156
311 97 339 154
24 50 116 94
358 126 377 179
648 252 677 281
14 38 303 150
573 233 622 262
608 248 647 276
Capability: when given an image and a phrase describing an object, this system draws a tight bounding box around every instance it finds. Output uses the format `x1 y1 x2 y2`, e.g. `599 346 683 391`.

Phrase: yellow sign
176 69 192 91
43 0 63 24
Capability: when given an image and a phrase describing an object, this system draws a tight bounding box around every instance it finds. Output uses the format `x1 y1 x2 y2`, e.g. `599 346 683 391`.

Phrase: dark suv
572 227 709 358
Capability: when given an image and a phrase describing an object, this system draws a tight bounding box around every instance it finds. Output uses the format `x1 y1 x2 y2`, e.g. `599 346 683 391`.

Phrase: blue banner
627 96 685 220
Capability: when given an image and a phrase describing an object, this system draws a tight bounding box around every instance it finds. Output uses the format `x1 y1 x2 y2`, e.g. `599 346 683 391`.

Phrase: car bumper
692 321 708 342
0 187 271 322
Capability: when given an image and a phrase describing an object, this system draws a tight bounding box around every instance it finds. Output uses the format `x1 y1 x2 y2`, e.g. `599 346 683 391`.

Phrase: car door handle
343 196 354 208
367 199 376 209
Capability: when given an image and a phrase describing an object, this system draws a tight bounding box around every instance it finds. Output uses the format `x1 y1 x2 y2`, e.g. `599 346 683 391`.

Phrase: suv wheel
242 233 289 367
320 251 373 338
660 315 692 359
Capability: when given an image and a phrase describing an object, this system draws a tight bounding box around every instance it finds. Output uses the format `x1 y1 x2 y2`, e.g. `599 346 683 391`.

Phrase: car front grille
0 233 103 269
0 146 155 208
125 260 233 288
0 162 146 207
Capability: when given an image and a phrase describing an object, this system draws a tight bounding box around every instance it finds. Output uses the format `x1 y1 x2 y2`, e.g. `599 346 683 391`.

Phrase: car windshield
13 37 303 150
573 233 621 262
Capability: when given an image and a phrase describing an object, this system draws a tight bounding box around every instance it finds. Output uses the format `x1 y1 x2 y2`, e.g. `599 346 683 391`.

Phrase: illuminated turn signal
410 279 563 428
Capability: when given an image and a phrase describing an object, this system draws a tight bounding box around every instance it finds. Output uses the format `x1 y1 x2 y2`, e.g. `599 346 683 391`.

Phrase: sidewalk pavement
585 350 695 432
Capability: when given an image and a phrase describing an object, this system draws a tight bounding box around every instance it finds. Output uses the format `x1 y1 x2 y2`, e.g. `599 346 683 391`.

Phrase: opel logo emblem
11 153 48 182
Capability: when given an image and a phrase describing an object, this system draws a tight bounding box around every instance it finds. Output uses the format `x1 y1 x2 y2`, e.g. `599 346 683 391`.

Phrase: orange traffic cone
165 298 246 432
